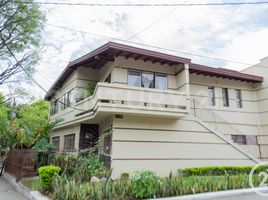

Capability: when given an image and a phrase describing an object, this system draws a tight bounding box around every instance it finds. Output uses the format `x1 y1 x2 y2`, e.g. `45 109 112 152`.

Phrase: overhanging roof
189 63 263 83
45 41 263 101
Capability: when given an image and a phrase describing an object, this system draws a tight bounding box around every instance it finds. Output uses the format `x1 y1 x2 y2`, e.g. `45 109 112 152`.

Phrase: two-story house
45 42 267 178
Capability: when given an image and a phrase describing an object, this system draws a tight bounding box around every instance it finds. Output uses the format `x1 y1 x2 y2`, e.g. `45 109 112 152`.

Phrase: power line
46 23 267 68
128 6 178 40
0 36 87 112
18 1 268 7
128 0 187 40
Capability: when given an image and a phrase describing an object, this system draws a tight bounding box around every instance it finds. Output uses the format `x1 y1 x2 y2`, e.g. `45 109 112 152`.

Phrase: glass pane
235 89 242 108
142 71 154 88
155 74 168 90
128 71 141 87
222 88 229 107
208 87 215 106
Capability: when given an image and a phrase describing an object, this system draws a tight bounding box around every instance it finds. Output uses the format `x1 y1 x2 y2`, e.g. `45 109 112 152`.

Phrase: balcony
77 82 188 117
53 83 188 126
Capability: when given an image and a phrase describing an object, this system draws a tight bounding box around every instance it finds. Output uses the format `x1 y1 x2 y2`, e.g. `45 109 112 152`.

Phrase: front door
79 124 99 149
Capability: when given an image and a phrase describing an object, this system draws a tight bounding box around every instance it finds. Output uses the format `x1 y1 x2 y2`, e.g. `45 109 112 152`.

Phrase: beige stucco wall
51 124 80 152
242 57 268 159
111 115 256 178
189 73 261 158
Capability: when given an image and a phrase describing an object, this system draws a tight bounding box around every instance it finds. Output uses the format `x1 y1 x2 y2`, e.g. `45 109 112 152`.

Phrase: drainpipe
184 64 191 114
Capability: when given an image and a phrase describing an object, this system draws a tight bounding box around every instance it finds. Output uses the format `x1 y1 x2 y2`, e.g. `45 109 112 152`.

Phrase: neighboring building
45 42 267 178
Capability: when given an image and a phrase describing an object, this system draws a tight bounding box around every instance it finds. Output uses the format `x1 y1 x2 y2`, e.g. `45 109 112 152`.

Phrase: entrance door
79 124 99 149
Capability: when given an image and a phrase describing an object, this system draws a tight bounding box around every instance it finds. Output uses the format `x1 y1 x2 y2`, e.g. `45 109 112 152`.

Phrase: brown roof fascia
190 63 263 83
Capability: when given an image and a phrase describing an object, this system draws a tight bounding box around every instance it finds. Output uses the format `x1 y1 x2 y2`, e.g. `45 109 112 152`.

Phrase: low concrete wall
3 172 48 200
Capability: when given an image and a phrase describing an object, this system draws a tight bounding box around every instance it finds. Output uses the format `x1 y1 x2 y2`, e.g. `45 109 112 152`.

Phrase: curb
150 187 268 200
3 172 49 200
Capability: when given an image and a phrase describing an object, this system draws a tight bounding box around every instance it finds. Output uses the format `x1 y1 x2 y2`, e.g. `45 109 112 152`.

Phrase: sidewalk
0 177 26 200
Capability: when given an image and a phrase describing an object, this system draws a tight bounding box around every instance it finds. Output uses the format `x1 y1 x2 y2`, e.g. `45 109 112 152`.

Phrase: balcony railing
74 82 188 119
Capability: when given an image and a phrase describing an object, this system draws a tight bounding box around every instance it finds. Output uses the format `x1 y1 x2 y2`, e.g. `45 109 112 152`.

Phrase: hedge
38 165 61 191
179 166 268 176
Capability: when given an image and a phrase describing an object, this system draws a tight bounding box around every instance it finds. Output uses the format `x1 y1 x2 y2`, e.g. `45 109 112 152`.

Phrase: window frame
208 86 216 106
222 88 229 107
235 89 243 108
127 69 168 90
52 136 60 151
64 134 75 152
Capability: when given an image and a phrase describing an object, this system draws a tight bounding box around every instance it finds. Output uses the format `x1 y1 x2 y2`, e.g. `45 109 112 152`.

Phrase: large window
222 88 229 107
141 71 154 88
60 89 75 110
50 100 58 115
128 70 168 90
52 136 60 151
64 134 75 152
155 73 168 90
67 89 75 107
235 89 243 108
208 86 215 106
128 70 141 87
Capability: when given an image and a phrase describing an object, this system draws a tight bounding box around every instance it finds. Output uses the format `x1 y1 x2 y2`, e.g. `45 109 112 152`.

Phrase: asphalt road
0 177 26 200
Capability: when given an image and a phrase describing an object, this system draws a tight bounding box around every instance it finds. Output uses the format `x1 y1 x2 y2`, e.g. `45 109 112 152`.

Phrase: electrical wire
17 1 268 7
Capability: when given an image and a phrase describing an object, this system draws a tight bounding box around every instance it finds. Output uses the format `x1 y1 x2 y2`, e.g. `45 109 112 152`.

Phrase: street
0 177 26 200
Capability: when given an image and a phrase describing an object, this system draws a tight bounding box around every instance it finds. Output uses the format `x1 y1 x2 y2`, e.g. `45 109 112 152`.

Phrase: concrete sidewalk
0 177 26 200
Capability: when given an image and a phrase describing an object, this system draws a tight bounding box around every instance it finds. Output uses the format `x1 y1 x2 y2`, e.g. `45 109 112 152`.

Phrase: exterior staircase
191 99 260 163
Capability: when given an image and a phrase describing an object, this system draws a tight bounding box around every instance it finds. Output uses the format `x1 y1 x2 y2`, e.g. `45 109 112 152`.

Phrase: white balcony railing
74 82 188 119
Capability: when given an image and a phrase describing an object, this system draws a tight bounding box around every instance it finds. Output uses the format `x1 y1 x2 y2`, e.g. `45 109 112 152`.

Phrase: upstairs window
155 73 168 90
222 88 229 107
142 71 154 88
128 70 167 90
50 100 58 115
208 86 216 106
235 89 243 108
60 89 75 110
128 70 141 87
67 89 75 107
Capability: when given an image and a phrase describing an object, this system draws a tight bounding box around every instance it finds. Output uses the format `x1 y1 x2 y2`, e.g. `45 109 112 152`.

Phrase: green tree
0 0 45 85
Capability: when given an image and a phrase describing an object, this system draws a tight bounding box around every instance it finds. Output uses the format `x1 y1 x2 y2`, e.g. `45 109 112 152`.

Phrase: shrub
38 165 61 191
179 166 268 177
85 81 97 97
120 172 130 180
131 170 161 199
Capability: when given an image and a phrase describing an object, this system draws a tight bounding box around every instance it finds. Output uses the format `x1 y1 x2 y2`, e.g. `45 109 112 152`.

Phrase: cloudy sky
13 0 268 98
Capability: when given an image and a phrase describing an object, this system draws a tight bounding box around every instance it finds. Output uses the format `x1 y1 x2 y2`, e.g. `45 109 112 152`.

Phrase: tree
0 93 55 149
0 0 45 85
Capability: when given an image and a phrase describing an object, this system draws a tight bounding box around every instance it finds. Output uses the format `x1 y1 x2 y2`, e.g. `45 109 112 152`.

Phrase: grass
21 177 40 191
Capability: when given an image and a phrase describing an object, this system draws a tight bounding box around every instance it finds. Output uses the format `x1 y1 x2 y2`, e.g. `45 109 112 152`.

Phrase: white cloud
9 0 268 98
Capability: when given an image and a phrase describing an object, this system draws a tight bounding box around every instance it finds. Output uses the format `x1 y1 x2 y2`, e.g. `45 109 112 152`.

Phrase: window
60 95 65 110
231 135 246 145
50 100 58 115
235 89 243 108
208 86 216 106
155 73 168 90
52 136 60 151
222 88 229 107
67 89 75 107
128 70 141 87
141 71 154 88
64 134 75 152
128 70 168 90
